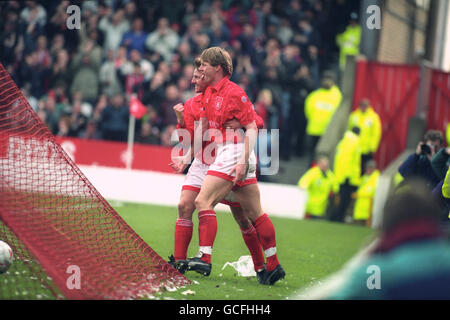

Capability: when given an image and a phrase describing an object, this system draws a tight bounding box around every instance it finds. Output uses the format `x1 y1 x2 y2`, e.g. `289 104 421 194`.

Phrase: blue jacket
398 153 440 188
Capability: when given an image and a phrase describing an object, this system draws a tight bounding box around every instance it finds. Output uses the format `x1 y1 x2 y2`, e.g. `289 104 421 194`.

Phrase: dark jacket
398 153 440 188
431 148 450 180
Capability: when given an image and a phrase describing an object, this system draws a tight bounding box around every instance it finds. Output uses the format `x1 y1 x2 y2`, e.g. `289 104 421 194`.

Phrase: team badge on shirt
215 96 223 110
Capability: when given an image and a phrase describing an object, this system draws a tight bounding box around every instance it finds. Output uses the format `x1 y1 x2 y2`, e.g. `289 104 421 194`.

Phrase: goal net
0 63 189 299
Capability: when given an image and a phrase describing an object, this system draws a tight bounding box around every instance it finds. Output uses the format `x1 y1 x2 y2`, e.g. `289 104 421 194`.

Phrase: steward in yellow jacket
298 156 339 218
336 14 362 70
353 160 380 223
305 81 343 137
334 129 361 187
348 100 381 155
330 127 362 222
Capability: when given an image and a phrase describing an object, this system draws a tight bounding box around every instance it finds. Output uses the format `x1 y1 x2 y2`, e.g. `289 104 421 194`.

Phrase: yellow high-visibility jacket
394 172 404 187
337 24 362 70
353 169 380 220
298 166 339 216
442 167 450 219
334 131 361 186
347 106 382 155
442 167 450 198
305 86 343 136
446 124 450 147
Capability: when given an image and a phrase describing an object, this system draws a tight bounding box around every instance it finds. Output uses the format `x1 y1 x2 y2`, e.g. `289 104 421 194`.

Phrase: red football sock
198 210 217 264
241 224 265 272
254 213 279 272
174 218 193 261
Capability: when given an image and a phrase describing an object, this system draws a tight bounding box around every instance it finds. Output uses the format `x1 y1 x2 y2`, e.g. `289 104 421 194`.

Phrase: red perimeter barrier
55 137 174 173
426 69 450 136
352 60 421 170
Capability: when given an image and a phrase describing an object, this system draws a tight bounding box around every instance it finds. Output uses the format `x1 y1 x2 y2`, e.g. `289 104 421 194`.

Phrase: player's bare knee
178 200 195 219
236 216 251 230
194 194 210 211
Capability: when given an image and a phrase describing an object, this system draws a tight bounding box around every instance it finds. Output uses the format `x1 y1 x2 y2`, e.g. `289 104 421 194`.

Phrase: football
0 241 14 274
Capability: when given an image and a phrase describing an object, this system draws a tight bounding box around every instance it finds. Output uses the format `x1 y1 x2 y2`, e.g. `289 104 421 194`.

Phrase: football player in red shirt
168 58 265 279
190 47 285 285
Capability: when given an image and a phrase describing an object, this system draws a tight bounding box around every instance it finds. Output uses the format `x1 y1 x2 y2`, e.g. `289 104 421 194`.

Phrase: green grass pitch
0 201 374 300
115 202 375 300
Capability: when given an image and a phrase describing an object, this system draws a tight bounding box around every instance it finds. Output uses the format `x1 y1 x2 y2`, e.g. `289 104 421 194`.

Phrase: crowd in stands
0 0 358 155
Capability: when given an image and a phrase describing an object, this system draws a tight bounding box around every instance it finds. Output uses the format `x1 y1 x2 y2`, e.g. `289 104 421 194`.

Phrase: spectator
225 2 258 42
277 18 294 46
39 94 62 134
121 17 148 55
99 49 123 97
159 84 182 129
176 41 195 66
146 17 180 63
136 121 160 145
326 181 450 299
48 48 71 90
0 11 22 67
288 63 315 157
254 89 277 130
254 1 280 40
330 127 361 223
49 33 65 59
298 154 339 220
56 115 71 137
70 38 102 103
352 160 380 226
119 49 154 97
238 23 257 59
21 85 38 112
160 124 177 147
208 18 230 47
98 94 130 142
20 1 47 30
141 71 166 112
34 35 51 69
347 98 382 173
67 98 88 138
47 1 79 53
18 51 46 98
398 130 443 189
293 17 321 61
98 9 130 52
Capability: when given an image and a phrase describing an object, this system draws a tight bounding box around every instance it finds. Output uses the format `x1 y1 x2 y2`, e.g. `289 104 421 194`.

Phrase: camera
420 143 432 155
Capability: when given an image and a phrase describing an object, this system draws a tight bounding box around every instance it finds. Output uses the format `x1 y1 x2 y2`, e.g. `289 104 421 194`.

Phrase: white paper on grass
221 255 256 277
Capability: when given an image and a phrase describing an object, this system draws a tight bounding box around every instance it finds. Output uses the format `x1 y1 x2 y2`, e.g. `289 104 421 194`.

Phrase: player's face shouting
191 69 207 93
198 60 215 85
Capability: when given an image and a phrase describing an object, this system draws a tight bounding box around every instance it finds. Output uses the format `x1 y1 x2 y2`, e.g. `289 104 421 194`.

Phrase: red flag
129 96 147 119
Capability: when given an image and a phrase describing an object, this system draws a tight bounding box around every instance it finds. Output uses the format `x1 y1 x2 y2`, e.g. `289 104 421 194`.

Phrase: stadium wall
55 138 307 219
78 165 306 220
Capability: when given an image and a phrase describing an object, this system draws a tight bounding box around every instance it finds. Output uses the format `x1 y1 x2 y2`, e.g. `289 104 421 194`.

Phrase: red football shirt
177 93 215 163
202 76 256 143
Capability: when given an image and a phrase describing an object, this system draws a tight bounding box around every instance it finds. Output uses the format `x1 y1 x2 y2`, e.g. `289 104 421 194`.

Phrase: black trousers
330 179 357 223
306 134 321 167
361 153 374 174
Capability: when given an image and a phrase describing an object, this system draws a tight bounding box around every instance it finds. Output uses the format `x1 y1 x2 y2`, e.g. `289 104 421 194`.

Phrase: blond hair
200 47 233 77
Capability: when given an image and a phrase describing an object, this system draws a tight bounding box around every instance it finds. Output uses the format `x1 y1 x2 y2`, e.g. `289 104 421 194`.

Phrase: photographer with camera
398 130 444 189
